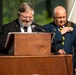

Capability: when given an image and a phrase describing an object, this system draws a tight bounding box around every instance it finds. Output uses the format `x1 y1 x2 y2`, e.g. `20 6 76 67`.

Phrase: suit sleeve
43 25 63 52
0 25 9 54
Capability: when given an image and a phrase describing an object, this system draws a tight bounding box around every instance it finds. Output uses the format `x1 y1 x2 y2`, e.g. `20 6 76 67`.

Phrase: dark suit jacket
43 21 76 54
0 19 43 55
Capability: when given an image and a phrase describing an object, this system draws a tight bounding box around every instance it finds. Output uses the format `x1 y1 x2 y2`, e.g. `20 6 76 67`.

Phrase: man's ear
53 15 55 19
18 12 21 16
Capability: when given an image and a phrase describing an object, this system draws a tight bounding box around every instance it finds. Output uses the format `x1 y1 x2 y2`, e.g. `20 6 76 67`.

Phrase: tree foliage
3 0 66 25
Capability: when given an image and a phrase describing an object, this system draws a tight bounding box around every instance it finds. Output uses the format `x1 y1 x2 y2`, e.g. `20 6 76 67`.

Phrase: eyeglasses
20 14 34 19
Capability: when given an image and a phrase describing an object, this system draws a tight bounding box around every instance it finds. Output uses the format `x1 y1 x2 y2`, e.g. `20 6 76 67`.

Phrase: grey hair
18 2 34 14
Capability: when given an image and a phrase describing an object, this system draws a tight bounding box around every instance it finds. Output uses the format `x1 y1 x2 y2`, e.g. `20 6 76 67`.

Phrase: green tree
3 0 66 25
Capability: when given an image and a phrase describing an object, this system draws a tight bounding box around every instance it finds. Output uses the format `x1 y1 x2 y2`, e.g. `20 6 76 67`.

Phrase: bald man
43 6 76 73
43 6 76 54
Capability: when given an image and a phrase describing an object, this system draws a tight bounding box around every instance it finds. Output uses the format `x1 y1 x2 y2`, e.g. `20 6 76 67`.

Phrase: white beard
22 22 30 27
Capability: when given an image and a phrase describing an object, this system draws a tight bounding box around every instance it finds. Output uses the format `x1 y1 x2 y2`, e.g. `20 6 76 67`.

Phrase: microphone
31 25 46 32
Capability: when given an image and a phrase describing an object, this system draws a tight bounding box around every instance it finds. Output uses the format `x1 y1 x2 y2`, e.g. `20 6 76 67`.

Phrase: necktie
24 27 27 32
59 27 65 45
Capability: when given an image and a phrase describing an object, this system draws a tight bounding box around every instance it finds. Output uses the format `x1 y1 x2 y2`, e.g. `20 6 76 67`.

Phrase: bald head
53 6 66 17
53 6 67 26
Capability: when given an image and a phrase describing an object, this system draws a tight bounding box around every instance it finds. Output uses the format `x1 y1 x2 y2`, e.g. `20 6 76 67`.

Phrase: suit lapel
31 22 37 32
14 24 21 32
13 19 21 32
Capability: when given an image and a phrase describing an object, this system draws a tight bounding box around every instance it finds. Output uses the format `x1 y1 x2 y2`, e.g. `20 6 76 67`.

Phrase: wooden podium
5 32 54 55
1 32 73 75
0 55 73 75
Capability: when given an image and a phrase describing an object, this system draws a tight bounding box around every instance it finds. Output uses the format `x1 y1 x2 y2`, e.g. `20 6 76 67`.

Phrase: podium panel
5 33 54 55
0 54 73 75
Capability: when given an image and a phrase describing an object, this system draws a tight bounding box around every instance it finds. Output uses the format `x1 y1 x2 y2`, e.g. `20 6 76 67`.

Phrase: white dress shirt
18 19 32 33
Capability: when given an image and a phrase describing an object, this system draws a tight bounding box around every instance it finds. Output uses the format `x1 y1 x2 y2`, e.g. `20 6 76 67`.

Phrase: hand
60 27 73 35
58 49 66 54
